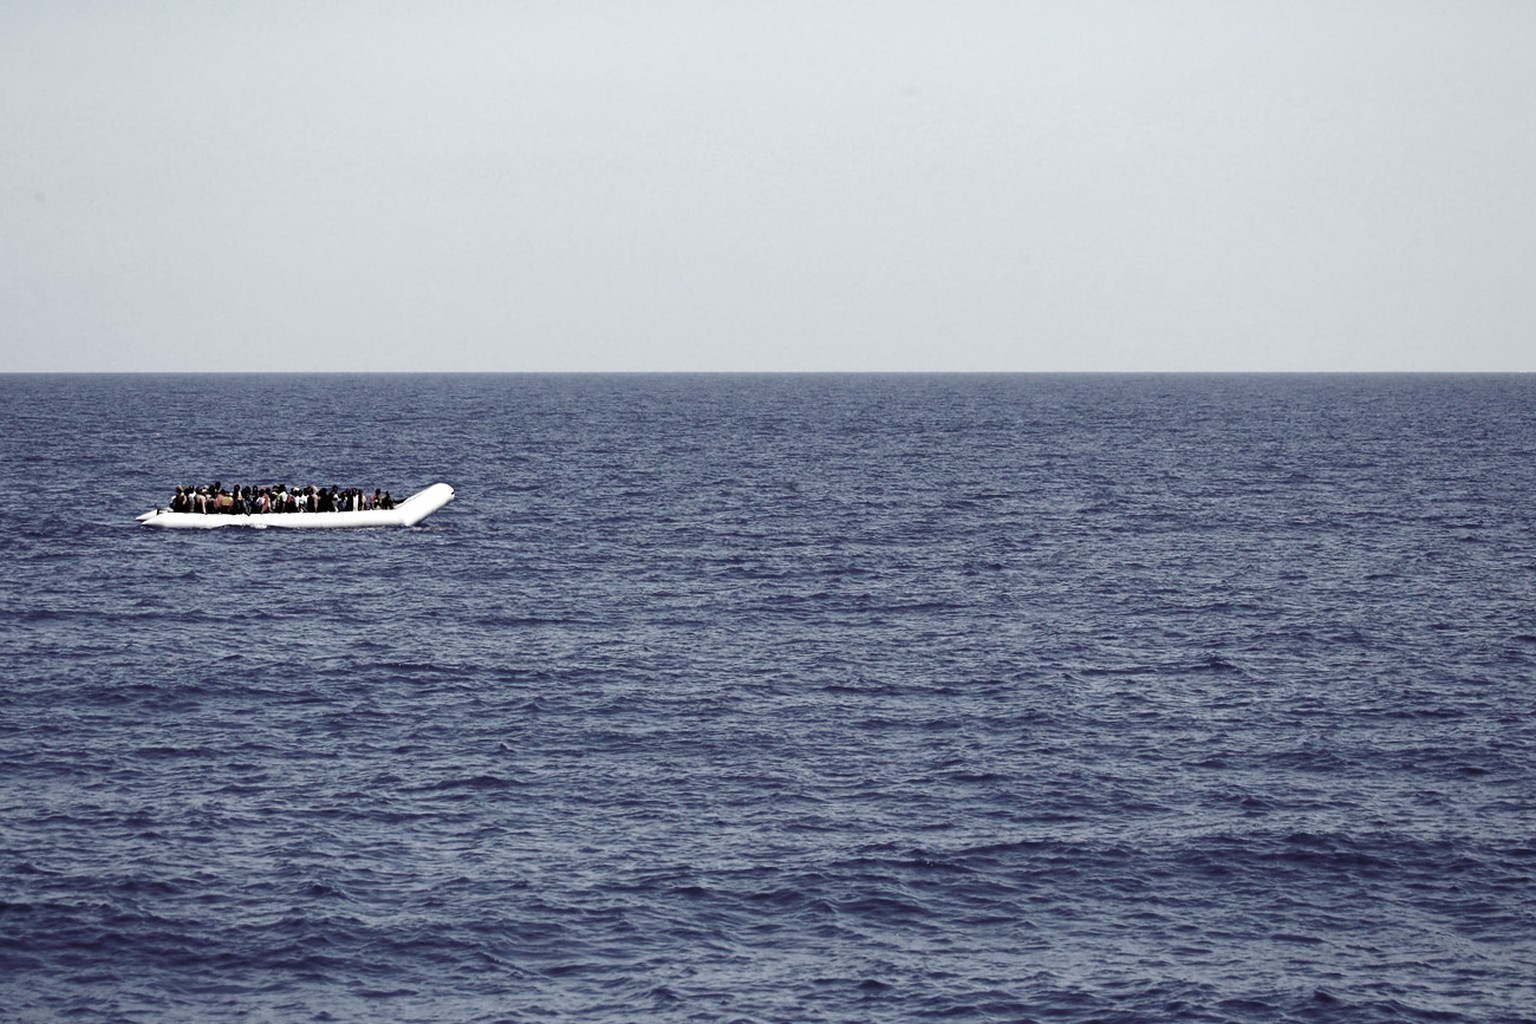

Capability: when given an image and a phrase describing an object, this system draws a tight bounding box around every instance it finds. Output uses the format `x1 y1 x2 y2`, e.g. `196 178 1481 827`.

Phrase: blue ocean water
1 373 1534 1024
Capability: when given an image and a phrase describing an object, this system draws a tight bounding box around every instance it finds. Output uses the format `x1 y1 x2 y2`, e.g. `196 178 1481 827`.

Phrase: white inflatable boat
137 483 455 529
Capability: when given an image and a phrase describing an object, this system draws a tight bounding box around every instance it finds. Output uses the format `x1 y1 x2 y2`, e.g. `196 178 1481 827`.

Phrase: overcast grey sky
4 2 1533 372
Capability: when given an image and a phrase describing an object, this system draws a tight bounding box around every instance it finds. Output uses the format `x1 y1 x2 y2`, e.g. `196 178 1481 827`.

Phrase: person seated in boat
166 481 400 514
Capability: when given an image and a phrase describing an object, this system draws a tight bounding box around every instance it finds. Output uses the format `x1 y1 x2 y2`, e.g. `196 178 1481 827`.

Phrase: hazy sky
4 2 1533 372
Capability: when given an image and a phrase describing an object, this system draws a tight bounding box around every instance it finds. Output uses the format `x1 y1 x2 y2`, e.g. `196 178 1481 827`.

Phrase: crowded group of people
169 482 397 515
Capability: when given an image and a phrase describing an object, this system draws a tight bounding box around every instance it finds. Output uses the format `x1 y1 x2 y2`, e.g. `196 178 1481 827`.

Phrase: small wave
406 774 522 793
1188 654 1244 673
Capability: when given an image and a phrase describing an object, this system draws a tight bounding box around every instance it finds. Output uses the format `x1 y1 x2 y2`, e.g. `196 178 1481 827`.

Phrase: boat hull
137 483 455 529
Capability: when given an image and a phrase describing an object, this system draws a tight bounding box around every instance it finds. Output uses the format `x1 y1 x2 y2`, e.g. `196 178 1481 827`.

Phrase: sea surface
2 373 1534 1024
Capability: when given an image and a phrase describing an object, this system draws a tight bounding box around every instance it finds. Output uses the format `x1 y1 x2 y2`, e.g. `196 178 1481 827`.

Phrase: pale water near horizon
2 373 1534 1023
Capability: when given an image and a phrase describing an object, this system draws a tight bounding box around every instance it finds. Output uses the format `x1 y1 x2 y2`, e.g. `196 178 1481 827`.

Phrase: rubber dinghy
137 483 455 529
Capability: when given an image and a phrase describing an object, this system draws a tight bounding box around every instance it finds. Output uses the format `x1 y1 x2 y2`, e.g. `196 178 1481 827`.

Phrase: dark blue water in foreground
2 373 1534 1024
